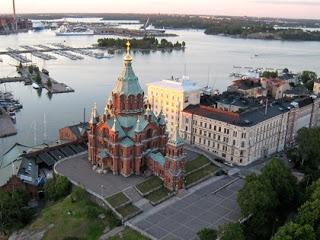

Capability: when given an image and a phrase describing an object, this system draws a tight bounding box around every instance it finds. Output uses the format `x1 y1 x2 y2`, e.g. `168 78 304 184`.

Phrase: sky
2 0 320 19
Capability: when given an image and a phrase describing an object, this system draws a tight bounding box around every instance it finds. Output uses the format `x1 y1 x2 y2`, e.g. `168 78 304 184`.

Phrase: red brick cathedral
88 42 186 191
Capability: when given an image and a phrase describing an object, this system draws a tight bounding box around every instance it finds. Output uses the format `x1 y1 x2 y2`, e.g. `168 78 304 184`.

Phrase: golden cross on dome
126 41 131 54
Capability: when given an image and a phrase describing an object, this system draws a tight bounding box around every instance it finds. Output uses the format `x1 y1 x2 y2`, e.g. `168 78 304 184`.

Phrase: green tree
47 78 52 89
273 222 315 240
296 199 320 229
35 72 42 85
261 159 298 211
262 71 278 78
220 223 245 240
44 175 71 201
197 228 217 240
300 71 317 91
0 189 33 234
28 65 34 74
295 127 320 180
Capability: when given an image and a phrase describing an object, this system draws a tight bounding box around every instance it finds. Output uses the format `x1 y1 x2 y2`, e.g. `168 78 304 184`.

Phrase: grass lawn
106 192 130 208
145 187 171 203
185 155 210 173
186 164 217 186
30 189 120 240
109 227 150 240
116 204 140 218
136 176 163 194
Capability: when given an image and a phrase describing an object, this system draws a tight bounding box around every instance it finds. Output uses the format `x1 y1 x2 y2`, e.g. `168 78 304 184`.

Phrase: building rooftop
147 76 201 92
184 102 291 127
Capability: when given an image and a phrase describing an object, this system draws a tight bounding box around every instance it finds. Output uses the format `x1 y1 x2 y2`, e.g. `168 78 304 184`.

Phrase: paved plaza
55 153 145 197
129 176 244 240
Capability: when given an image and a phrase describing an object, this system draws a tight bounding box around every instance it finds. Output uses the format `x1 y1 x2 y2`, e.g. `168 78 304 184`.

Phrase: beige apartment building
147 76 201 136
180 104 289 166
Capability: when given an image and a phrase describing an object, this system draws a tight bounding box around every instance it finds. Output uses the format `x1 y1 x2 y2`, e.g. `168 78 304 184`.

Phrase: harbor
18 65 75 94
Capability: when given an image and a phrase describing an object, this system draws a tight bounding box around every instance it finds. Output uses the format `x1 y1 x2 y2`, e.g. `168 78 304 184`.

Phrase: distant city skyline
1 0 320 19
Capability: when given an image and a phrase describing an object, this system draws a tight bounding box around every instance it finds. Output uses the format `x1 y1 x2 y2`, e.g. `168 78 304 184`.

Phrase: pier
19 66 75 94
6 47 31 63
20 45 57 60
0 107 17 138
0 76 25 84
51 43 101 59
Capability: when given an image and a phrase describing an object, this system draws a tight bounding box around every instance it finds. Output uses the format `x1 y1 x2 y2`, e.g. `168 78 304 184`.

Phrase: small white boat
32 83 40 89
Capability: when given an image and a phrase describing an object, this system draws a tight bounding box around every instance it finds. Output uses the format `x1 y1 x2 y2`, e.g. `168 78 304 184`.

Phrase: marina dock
51 43 102 59
19 66 75 94
0 107 17 138
0 77 25 84
6 47 31 63
20 45 57 60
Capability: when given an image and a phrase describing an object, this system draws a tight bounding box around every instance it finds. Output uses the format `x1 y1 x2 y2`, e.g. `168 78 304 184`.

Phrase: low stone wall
149 192 175 206
135 184 163 197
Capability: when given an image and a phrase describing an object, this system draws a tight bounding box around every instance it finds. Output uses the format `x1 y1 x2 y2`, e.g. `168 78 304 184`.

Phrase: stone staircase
123 186 152 211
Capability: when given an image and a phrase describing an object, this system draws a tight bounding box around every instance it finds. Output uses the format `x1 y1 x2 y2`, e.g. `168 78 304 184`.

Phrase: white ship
55 25 94 36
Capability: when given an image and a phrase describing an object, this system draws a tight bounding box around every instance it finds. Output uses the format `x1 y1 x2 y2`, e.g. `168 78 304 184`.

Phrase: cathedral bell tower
164 125 186 191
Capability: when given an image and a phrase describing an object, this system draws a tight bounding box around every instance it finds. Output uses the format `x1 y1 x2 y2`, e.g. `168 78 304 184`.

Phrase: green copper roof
112 62 144 96
169 128 184 146
148 152 166 166
98 149 109 159
111 118 126 138
158 110 166 126
120 137 134 147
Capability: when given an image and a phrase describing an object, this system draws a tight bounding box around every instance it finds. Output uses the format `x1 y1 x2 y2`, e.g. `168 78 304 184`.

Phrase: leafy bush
44 175 72 201
197 228 217 240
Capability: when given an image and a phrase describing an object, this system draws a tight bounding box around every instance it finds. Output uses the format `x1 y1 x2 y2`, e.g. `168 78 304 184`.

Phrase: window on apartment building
233 131 237 137
233 140 236 146
208 140 210 146
193 136 195 144
185 126 188 131
200 130 202 135
204 131 207 137
204 139 206 145
240 150 244 156
231 157 233 162
214 126 217 131
217 135 221 141
200 122 203 127
217 143 220 149
204 123 207 128
208 133 211 138
199 138 202 144
213 134 216 139
218 127 222 132
209 124 212 129
241 141 245 148
212 142 215 148
222 153 226 158
240 159 243 163
241 133 246 138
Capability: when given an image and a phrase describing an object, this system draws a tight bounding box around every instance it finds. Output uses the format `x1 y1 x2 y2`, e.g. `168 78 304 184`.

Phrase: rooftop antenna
12 0 17 32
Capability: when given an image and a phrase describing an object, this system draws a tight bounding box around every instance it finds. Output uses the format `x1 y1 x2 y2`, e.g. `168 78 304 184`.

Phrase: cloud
255 0 320 5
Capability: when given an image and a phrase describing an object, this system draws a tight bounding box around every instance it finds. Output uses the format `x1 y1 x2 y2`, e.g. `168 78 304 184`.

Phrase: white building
147 76 201 136
181 103 289 166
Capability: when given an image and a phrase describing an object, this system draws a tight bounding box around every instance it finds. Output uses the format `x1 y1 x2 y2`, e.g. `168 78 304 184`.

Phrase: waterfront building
87 42 185 190
286 96 320 146
228 77 290 99
147 76 201 137
59 122 89 142
180 99 289 166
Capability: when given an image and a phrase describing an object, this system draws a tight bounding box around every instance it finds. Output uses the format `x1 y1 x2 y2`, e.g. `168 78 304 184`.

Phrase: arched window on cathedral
120 95 126 110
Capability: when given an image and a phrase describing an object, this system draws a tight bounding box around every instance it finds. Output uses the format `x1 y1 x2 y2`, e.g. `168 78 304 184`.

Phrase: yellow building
147 76 201 137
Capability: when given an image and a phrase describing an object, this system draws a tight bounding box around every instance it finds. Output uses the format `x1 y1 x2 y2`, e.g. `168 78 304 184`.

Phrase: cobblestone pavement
55 153 145 198
129 175 244 240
